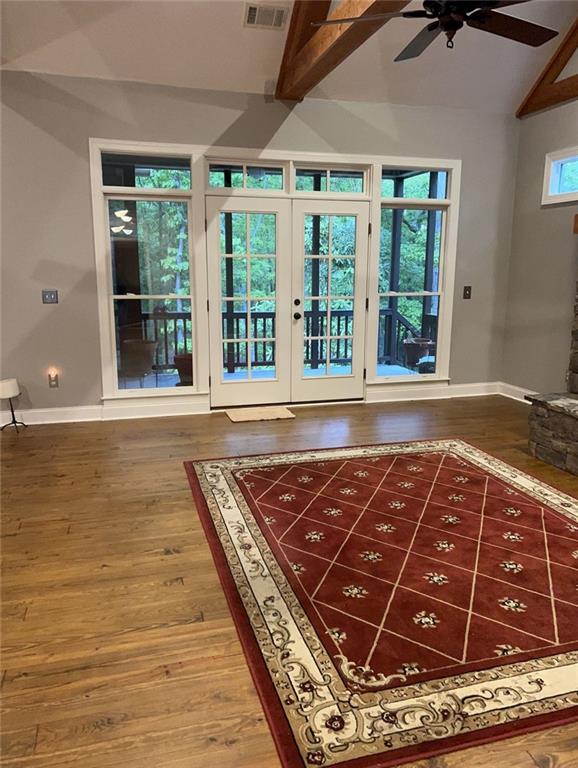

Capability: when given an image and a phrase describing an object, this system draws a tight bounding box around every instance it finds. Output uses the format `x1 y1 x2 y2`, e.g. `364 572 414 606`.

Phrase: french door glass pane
250 213 276 254
304 259 329 297
380 207 443 293
109 200 190 295
331 216 356 255
220 212 246 254
330 338 353 375
381 169 448 199
221 301 247 339
304 300 327 337
220 257 248 297
304 215 329 255
302 213 357 378
251 341 276 378
303 339 327 377
114 299 192 389
331 258 355 295
250 301 276 338
377 296 439 377
223 342 248 380
330 299 354 335
220 210 277 381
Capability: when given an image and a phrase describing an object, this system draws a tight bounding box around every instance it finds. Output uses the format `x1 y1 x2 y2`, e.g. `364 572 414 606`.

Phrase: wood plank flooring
2 396 578 768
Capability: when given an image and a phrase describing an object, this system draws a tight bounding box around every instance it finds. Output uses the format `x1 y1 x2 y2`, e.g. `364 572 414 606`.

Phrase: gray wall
502 100 578 393
1 71 519 409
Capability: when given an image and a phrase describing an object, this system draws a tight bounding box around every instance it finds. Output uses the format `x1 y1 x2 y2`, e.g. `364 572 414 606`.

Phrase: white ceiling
2 0 577 113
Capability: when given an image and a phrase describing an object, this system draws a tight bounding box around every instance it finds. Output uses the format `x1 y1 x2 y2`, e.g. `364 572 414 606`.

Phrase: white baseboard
1 382 535 426
366 380 535 404
1 395 210 426
495 382 535 403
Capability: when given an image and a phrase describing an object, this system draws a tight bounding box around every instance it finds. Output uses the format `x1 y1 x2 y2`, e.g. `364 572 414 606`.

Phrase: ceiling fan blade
493 1 530 7
395 21 441 62
311 10 428 28
466 10 558 46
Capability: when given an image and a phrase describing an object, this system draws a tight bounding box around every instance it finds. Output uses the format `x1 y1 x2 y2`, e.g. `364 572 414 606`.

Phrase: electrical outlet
48 372 59 388
463 286 472 300
42 289 58 304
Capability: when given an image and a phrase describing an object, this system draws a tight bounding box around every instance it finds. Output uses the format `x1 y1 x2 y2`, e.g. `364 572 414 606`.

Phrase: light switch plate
42 289 58 304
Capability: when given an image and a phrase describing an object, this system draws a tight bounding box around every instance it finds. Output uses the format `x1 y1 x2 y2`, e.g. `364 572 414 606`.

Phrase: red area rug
185 440 578 768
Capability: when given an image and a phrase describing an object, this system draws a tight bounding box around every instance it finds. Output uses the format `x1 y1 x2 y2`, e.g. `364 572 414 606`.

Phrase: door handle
293 312 302 320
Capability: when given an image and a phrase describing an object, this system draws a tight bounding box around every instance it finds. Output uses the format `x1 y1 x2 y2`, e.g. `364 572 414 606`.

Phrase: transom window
208 163 284 190
102 153 191 189
381 168 447 199
295 167 365 194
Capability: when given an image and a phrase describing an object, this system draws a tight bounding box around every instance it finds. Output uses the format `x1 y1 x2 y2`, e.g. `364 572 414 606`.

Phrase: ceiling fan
312 1 558 61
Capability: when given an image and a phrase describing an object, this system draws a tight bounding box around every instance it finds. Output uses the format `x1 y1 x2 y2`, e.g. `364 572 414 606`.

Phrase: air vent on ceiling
244 3 288 30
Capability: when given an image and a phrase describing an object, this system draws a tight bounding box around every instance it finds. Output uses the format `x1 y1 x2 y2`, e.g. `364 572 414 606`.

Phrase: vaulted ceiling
1 0 577 113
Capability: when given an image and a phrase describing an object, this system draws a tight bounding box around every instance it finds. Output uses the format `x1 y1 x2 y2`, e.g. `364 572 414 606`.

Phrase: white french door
291 200 369 402
206 197 292 407
206 197 369 407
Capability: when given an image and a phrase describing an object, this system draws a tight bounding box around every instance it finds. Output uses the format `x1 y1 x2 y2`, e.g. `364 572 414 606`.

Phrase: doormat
185 440 578 768
225 406 295 423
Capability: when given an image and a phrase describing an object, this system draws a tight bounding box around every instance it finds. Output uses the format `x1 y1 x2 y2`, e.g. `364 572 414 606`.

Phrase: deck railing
136 308 427 371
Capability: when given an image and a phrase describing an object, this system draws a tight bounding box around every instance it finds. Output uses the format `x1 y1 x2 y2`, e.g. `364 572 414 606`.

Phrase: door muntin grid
302 214 357 377
220 211 277 381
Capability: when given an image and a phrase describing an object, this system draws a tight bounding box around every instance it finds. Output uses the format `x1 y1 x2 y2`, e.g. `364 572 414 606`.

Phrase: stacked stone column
527 282 578 476
569 282 578 394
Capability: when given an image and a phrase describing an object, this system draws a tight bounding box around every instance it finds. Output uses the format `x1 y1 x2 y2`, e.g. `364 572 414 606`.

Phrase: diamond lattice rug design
185 440 578 768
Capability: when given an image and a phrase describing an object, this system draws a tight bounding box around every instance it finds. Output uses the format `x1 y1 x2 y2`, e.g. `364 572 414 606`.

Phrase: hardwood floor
2 396 577 768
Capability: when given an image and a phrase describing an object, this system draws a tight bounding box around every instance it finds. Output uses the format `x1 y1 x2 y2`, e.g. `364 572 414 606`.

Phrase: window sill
366 376 450 386
101 388 209 401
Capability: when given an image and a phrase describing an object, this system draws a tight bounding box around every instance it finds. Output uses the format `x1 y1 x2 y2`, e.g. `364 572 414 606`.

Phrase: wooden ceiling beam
517 17 578 117
275 0 411 101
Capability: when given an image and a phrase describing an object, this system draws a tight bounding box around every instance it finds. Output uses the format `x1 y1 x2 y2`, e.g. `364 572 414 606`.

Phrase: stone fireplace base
526 393 578 476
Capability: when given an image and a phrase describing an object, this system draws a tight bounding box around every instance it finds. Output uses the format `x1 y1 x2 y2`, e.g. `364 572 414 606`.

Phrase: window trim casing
541 146 578 206
90 139 461 400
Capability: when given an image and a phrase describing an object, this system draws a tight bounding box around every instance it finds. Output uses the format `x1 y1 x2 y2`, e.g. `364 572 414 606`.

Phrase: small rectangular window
295 168 365 193
296 168 328 192
543 148 578 204
381 169 447 199
208 163 284 190
246 166 283 190
209 164 244 188
329 170 364 193
102 154 191 189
